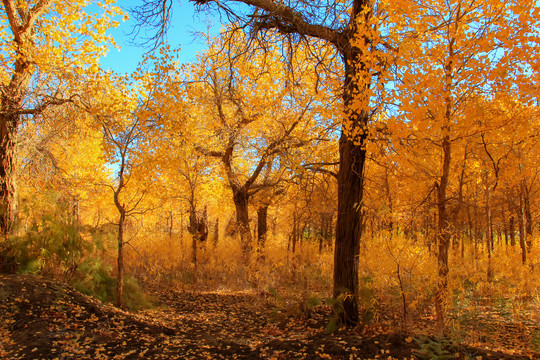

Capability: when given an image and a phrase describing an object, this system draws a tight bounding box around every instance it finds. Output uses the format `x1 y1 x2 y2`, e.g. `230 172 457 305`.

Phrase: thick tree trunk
233 189 252 260
0 18 35 234
0 64 33 234
0 117 17 235
334 132 365 326
330 3 373 321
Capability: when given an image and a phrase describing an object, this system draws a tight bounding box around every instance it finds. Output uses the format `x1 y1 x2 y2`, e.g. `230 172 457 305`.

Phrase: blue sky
100 0 219 74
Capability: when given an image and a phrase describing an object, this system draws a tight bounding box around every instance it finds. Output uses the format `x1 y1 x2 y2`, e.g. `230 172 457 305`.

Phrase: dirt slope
0 274 534 359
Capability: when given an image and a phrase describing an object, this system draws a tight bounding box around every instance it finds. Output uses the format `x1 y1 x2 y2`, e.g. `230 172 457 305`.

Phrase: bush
5 191 152 311
72 261 152 311
7 215 92 279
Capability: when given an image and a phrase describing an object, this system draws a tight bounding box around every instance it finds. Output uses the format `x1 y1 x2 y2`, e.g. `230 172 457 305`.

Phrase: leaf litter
0 274 537 359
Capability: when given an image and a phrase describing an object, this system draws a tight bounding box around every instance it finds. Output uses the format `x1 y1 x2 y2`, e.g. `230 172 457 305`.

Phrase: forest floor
0 274 538 359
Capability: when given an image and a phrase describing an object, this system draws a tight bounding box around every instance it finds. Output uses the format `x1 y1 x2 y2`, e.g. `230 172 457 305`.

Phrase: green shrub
72 258 116 303
72 263 152 311
7 215 92 279
413 335 461 360
122 276 153 311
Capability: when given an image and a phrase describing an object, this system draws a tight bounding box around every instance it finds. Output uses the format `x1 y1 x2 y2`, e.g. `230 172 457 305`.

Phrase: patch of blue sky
99 0 220 74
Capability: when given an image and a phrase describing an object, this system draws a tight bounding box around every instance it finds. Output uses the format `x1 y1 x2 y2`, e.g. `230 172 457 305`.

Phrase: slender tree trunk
434 37 456 334
116 208 125 308
435 134 451 334
502 207 509 246
292 212 298 254
319 213 331 253
179 209 184 241
112 150 127 309
510 215 516 247
300 222 307 249
168 210 174 239
192 231 198 268
523 185 533 253
213 218 219 247
257 204 268 252
485 180 493 281
473 187 481 261
189 208 198 267
519 185 527 264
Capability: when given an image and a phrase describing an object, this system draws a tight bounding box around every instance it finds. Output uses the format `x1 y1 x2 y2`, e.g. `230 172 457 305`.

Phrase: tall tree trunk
333 30 369 324
523 185 533 253
502 206 509 246
519 184 527 264
167 210 174 239
510 215 516 247
484 177 493 281
435 134 451 334
292 212 298 254
0 2 39 234
189 207 198 267
116 208 125 308
112 150 127 309
0 117 17 235
0 57 33 234
334 134 365 326
319 213 332 254
213 218 219 247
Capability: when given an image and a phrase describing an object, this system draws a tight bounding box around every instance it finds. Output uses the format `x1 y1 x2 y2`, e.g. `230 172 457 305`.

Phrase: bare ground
0 274 537 359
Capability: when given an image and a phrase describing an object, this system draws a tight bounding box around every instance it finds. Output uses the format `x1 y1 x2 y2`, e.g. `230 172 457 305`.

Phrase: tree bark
0 0 53 234
435 134 451 334
116 207 125 308
0 53 32 235
523 185 533 252
292 211 298 254
484 174 493 281
510 215 516 247
213 218 219 247
190 208 198 268
0 115 18 234
112 154 127 309
257 204 268 250
233 188 252 259
333 38 368 325
519 183 527 264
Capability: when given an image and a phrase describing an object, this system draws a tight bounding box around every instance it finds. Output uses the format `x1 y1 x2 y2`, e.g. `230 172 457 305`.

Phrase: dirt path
0 274 535 359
